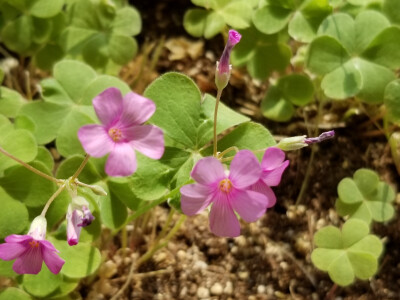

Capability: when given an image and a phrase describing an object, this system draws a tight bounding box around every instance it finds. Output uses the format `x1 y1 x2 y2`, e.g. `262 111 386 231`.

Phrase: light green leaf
0 87 25 117
0 187 29 239
183 9 209 38
30 0 64 18
384 79 400 123
311 219 383 286
144 72 202 148
112 6 141 36
52 239 101 279
221 1 252 29
0 288 32 300
261 86 295 122
253 5 292 34
22 266 62 298
1 15 32 53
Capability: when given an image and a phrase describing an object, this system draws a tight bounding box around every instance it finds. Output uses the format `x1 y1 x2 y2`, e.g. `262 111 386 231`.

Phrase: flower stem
0 146 61 184
41 182 67 217
217 146 239 159
111 215 186 300
71 154 90 181
213 88 223 157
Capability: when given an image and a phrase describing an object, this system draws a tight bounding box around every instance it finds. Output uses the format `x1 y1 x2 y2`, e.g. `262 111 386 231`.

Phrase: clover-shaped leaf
231 26 291 80
307 10 400 102
253 0 332 42
0 86 26 117
261 74 314 122
311 219 383 286
183 0 253 39
61 0 141 70
19 60 130 157
336 168 396 224
0 0 64 55
383 0 400 24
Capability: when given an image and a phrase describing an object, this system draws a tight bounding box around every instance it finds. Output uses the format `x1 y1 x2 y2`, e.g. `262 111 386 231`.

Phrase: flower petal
124 125 164 159
5 234 31 243
105 143 137 176
191 157 226 186
262 160 289 187
120 92 156 127
41 242 65 274
66 210 82 246
229 150 261 189
251 180 277 208
92 87 123 126
13 247 43 274
209 192 240 237
231 189 268 223
180 184 213 216
0 241 28 260
78 124 114 157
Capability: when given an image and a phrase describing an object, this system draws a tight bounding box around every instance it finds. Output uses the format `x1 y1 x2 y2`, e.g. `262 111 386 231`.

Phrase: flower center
29 240 39 248
219 179 232 193
108 128 123 142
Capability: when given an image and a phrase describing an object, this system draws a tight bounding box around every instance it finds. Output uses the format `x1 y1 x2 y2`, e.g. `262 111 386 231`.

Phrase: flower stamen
29 240 40 248
108 128 123 142
219 179 232 193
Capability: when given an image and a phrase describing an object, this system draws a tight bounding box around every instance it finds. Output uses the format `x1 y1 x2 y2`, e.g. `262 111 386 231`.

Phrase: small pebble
210 283 223 295
177 250 186 260
238 271 249 280
224 281 233 295
257 285 266 294
193 260 208 270
197 287 210 299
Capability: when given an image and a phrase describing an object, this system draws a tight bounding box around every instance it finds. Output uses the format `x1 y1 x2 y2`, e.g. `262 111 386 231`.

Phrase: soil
5 0 400 299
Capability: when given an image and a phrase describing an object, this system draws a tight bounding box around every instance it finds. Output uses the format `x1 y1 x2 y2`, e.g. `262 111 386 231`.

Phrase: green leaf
0 260 17 277
231 27 291 80
1 15 32 53
52 239 101 279
307 11 397 102
0 288 32 300
261 86 295 122
335 168 395 224
311 219 383 286
35 146 55 171
30 0 64 18
383 0 400 24
0 187 29 239
100 184 128 230
384 79 400 123
144 72 202 148
0 162 58 208
108 34 137 65
220 1 252 29
22 266 62 298
183 9 209 38
34 44 65 71
0 87 25 117
253 5 292 34
112 7 141 36
0 128 37 173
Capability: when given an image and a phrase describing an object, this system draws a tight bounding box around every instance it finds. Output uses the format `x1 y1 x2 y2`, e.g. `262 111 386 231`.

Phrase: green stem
213 89 223 157
41 182 67 217
217 146 239 159
110 215 186 300
153 209 175 244
71 154 90 181
0 146 61 184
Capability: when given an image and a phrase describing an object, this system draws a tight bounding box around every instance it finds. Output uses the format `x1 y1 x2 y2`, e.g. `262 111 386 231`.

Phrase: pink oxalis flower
250 147 289 209
0 216 64 275
66 196 95 246
78 87 164 177
215 29 242 90
180 150 270 237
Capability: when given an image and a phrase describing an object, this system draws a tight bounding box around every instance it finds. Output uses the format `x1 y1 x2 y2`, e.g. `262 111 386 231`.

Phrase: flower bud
276 136 307 151
28 216 47 240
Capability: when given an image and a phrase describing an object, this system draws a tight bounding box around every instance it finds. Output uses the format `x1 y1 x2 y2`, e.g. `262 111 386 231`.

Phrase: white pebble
210 283 223 295
197 287 210 299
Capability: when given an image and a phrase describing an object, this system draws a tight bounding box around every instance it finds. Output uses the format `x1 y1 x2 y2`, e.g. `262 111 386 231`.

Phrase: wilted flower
250 147 289 208
277 130 335 151
0 216 64 274
180 150 268 237
66 196 95 246
78 87 164 177
215 29 242 90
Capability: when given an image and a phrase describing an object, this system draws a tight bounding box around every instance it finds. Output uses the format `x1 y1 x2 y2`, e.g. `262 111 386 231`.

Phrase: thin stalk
41 182 67 217
121 226 128 258
153 209 175 244
213 89 223 157
217 146 239 159
71 154 90 181
24 71 32 100
0 146 61 184
325 283 338 300
295 146 316 205
111 215 186 300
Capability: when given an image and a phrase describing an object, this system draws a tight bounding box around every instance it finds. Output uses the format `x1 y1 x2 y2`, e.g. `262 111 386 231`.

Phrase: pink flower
78 87 165 177
0 216 64 274
66 196 94 246
215 29 242 90
250 147 289 209
180 150 269 237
